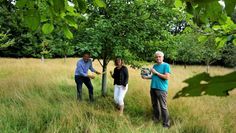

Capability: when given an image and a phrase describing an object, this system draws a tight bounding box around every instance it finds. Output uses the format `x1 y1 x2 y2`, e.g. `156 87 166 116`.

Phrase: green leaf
42 23 54 34
23 9 40 31
215 37 222 43
15 0 27 8
76 0 87 12
175 0 183 8
205 1 223 22
94 0 106 8
212 25 221 31
216 37 227 48
63 27 73 39
66 5 75 13
53 0 65 13
224 0 236 16
218 15 228 25
198 35 207 43
65 16 78 29
135 0 144 6
233 39 236 46
140 12 150 20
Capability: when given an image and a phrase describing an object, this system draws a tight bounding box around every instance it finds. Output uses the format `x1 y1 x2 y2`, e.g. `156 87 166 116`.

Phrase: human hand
88 75 95 79
95 71 101 75
151 68 158 75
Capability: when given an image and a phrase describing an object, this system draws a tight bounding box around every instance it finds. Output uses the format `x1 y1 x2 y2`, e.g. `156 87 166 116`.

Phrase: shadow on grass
173 71 236 99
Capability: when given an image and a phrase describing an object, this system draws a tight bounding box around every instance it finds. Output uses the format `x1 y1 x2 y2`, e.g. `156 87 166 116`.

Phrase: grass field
0 58 236 133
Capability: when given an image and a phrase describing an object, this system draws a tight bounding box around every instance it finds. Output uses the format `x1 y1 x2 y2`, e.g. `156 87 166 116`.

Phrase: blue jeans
75 75 94 101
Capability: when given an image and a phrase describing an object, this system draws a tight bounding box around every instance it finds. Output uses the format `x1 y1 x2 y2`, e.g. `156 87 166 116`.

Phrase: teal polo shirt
151 62 171 92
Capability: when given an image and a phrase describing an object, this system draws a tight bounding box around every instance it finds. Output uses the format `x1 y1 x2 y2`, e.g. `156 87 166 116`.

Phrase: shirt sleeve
89 60 96 72
78 62 88 77
123 67 129 86
164 64 171 74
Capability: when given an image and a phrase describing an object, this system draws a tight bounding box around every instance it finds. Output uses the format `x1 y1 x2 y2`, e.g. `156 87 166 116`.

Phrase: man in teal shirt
142 51 171 128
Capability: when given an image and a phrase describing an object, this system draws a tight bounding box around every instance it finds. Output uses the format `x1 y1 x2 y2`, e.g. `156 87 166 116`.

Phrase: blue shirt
151 62 171 92
75 59 95 76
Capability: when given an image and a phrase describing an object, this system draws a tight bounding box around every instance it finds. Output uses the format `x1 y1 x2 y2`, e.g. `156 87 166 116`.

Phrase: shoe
116 104 120 110
77 96 82 101
163 123 170 128
89 95 94 103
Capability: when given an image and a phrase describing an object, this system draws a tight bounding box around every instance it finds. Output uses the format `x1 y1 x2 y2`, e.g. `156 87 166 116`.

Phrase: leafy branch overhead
15 0 106 39
175 0 236 46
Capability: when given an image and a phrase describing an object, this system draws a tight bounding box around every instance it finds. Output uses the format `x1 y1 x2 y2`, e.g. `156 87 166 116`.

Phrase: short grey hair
155 51 164 57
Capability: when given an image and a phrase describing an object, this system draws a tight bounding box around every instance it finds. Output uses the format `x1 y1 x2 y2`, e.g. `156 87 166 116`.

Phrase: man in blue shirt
142 51 171 128
75 52 101 102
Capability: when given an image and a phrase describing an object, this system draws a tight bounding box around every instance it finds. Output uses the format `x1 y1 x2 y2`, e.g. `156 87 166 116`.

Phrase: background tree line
1 0 235 67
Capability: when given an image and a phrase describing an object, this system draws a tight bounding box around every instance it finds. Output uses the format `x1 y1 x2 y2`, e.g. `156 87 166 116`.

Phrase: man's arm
77 62 95 79
89 60 101 75
151 68 170 80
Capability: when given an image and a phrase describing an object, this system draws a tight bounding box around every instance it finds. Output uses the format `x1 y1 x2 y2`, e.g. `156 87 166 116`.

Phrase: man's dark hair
82 52 91 56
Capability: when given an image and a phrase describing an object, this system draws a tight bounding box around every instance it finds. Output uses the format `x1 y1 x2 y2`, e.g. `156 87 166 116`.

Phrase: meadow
0 58 236 133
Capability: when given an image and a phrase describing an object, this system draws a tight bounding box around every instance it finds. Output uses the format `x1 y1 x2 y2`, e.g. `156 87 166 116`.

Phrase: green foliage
0 2 42 57
42 23 54 34
175 33 203 65
201 35 222 66
221 43 236 67
63 26 74 39
51 40 75 58
0 31 14 50
77 0 177 66
93 0 106 8
13 0 107 38
224 0 236 16
175 0 236 48
40 39 52 58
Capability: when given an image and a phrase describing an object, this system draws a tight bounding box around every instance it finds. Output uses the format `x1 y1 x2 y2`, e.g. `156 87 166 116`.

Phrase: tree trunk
206 61 210 73
41 55 44 63
206 65 209 73
184 63 186 69
101 62 108 97
64 55 67 63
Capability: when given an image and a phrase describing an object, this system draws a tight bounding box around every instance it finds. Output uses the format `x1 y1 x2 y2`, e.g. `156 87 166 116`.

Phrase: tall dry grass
0 58 235 133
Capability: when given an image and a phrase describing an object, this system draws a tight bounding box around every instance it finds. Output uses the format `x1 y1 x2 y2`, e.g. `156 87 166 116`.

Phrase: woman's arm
123 67 129 86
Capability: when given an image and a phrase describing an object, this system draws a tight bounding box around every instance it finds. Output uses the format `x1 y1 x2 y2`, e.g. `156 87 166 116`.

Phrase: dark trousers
75 75 94 101
150 89 170 127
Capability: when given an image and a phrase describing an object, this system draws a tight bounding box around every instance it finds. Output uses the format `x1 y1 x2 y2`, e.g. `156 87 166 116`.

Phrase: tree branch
97 59 103 67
